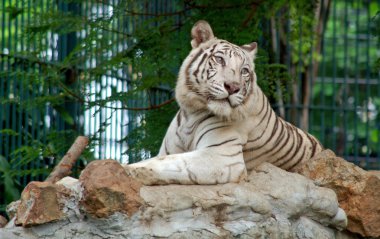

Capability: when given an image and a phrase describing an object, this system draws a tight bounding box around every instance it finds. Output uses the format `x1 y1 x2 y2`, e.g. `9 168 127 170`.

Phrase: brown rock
79 159 143 218
15 181 70 227
6 200 20 220
0 215 7 228
294 149 380 238
368 170 380 179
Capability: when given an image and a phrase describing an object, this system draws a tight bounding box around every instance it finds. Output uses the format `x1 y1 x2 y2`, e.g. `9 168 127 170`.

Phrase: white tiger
123 20 323 185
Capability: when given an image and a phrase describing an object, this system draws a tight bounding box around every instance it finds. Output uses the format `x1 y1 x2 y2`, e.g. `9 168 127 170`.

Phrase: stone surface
79 159 143 217
368 170 380 179
249 163 347 230
5 200 20 220
12 177 82 228
0 215 7 228
295 149 380 238
15 181 68 227
0 161 354 239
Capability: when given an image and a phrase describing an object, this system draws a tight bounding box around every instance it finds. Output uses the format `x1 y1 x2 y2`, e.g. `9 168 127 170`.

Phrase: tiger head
176 20 258 121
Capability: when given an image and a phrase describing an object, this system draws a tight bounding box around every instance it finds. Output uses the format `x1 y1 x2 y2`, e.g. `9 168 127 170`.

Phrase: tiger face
176 21 258 121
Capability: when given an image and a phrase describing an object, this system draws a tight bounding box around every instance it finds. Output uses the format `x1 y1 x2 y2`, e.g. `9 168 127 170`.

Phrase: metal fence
307 0 380 168
0 0 379 211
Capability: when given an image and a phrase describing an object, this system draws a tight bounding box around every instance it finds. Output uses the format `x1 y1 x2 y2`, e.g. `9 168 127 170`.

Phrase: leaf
0 156 20 202
3 174 20 202
53 106 74 125
5 6 24 20
0 156 10 173
370 130 378 143
0 129 19 136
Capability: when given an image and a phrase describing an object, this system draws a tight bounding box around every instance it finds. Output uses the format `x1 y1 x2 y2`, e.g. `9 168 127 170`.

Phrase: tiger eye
214 56 225 65
241 68 249 75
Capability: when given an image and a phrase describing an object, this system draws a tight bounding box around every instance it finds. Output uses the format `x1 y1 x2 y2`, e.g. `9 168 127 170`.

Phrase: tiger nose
224 82 240 95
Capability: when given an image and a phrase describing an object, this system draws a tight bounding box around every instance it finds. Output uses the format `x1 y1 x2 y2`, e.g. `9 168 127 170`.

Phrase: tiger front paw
123 164 160 185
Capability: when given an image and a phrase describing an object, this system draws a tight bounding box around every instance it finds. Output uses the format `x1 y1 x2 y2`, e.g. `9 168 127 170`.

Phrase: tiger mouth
207 97 234 107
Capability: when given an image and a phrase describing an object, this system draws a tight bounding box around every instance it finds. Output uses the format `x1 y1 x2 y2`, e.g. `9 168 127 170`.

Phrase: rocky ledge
0 150 379 239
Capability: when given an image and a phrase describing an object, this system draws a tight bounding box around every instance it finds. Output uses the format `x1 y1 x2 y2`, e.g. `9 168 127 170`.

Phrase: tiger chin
123 20 323 185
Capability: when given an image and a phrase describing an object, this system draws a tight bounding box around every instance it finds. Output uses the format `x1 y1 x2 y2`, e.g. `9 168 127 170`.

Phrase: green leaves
5 5 24 20
53 106 74 125
0 155 20 203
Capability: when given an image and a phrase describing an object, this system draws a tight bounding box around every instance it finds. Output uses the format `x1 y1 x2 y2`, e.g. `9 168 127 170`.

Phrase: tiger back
124 20 323 185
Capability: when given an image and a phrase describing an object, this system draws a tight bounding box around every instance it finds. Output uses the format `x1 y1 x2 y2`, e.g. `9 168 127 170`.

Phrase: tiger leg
123 148 247 185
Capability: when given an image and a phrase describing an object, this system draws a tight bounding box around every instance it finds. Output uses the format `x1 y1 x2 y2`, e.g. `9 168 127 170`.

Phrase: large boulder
0 161 355 239
79 159 143 217
13 176 82 227
294 149 380 238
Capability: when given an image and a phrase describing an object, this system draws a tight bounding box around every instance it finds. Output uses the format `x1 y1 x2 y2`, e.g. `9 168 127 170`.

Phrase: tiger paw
123 164 160 185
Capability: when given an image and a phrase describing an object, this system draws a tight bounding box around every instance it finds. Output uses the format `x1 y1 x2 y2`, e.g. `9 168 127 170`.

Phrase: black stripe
187 114 214 147
273 118 286 145
199 120 224 131
193 53 209 81
210 44 217 53
246 105 272 143
195 125 229 148
268 122 291 158
257 98 272 126
254 92 266 116
287 147 306 171
221 151 242 157
185 113 213 135
245 115 279 152
306 134 317 157
256 100 270 126
186 48 204 89
271 124 296 164
248 117 285 159
207 138 238 148
175 127 187 151
278 126 303 168
164 139 170 155
176 110 182 127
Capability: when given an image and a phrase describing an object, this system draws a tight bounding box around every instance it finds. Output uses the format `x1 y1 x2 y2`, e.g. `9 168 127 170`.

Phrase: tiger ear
241 42 258 58
191 20 215 48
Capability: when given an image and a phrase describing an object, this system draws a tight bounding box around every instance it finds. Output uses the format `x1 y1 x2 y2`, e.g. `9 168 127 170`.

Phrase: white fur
123 21 322 185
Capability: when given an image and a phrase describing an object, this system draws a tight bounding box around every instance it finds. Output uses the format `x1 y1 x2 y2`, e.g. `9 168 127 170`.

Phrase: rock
14 177 82 227
6 200 20 220
79 159 143 218
0 161 353 239
0 215 7 228
138 183 273 238
294 149 380 238
15 181 68 227
249 163 347 230
368 170 380 179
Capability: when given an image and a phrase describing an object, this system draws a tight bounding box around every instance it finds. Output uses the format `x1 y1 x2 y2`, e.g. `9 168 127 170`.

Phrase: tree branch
45 136 89 184
89 98 176 111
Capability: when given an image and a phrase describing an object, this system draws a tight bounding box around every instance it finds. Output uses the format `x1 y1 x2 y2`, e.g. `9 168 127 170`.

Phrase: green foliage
126 101 179 162
0 155 20 203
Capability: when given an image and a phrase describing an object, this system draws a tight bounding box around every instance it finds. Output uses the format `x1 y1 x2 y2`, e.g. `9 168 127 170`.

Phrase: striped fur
124 20 323 185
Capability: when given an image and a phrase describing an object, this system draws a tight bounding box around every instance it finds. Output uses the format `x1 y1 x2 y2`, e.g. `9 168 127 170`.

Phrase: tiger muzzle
224 82 240 95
